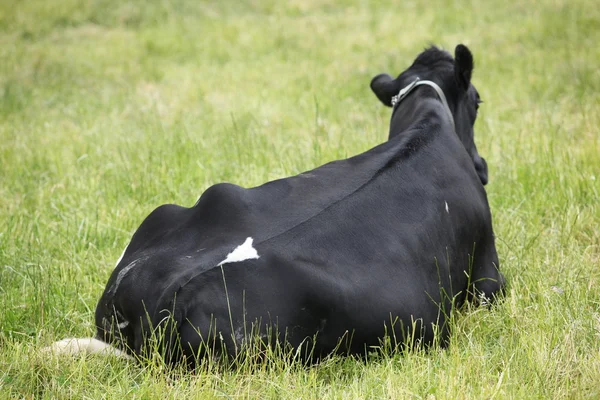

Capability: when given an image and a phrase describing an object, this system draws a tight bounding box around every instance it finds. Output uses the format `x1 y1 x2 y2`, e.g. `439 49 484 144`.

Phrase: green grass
1 0 599 398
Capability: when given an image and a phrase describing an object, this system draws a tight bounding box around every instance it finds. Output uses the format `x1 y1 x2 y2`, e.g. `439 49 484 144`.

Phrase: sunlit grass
1 0 599 398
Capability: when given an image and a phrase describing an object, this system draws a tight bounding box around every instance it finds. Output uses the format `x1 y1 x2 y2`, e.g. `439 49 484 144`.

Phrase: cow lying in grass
47 44 504 365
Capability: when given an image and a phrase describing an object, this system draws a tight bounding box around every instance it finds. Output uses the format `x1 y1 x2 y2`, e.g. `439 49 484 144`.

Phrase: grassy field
1 0 599 398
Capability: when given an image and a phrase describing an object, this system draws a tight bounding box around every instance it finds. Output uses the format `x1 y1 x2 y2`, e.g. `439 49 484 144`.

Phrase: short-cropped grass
1 0 599 398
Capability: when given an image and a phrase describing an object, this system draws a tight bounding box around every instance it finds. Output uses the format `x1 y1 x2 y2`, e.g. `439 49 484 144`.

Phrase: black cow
48 44 504 365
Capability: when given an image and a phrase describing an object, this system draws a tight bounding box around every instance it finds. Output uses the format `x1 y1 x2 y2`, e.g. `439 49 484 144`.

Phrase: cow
47 44 504 366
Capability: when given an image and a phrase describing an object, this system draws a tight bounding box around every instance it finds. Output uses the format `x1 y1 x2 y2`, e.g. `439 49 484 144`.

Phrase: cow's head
370 45 488 185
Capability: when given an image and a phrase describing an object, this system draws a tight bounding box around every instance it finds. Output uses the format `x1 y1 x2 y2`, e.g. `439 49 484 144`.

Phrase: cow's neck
388 80 455 139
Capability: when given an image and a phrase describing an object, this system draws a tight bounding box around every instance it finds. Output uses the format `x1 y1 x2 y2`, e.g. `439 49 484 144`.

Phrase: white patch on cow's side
107 258 142 296
445 201 449 214
114 245 128 268
234 327 245 345
217 237 260 266
113 310 129 329
42 338 133 360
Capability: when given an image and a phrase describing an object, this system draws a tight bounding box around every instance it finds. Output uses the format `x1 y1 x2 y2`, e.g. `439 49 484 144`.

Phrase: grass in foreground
1 0 599 398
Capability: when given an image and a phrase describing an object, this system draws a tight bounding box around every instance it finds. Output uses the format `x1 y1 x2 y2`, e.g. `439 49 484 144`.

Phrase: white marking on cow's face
218 237 260 266
445 201 449 214
117 321 129 329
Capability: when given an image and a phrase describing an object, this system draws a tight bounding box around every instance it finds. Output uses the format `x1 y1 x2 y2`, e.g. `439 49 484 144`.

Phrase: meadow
1 0 599 398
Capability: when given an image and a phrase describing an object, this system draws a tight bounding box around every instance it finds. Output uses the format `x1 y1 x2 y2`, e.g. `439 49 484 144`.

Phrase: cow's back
96 123 497 360
170 126 495 357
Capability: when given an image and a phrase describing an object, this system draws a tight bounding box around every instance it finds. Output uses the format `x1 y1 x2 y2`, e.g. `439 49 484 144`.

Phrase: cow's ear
370 73 401 107
454 44 473 91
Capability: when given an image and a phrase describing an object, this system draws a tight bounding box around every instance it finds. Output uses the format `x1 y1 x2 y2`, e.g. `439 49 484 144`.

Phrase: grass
1 0 599 398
